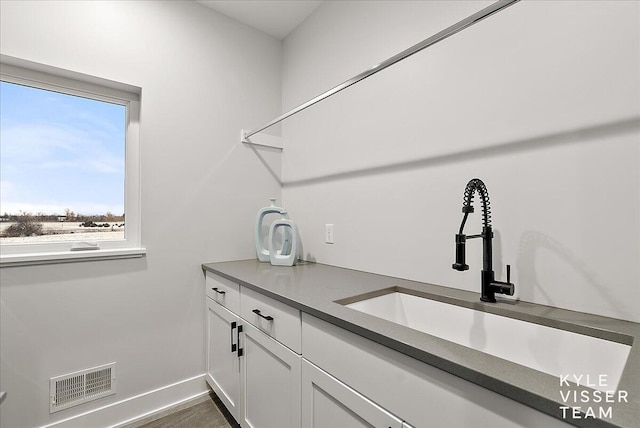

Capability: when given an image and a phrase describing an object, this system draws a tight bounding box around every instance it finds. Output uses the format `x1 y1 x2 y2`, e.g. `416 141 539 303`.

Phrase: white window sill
0 247 146 268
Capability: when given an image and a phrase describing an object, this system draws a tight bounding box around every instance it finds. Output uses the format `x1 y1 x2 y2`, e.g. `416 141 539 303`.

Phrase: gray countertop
202 259 639 428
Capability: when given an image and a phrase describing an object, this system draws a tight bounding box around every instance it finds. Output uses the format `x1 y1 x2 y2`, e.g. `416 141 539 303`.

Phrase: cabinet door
241 321 301 428
206 298 241 421
301 359 403 428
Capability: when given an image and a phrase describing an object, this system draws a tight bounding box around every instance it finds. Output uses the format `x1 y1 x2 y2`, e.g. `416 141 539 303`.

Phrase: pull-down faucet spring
453 178 514 303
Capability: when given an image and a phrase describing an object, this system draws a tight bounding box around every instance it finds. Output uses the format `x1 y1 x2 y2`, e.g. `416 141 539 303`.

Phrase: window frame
0 55 144 267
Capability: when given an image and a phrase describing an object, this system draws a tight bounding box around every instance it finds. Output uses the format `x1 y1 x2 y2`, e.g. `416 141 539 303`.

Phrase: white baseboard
40 374 208 428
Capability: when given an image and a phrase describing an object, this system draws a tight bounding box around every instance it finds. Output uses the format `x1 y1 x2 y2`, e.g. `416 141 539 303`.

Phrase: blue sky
0 81 125 216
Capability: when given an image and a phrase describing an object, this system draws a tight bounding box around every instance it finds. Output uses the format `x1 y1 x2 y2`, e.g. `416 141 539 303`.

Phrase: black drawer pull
211 287 226 295
230 321 237 352
252 309 274 321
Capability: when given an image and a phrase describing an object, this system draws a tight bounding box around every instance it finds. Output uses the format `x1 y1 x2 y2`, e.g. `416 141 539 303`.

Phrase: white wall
1 1 638 425
281 0 640 322
0 1 281 427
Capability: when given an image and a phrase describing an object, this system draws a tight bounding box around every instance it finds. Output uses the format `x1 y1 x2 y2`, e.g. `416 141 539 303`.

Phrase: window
0 56 143 266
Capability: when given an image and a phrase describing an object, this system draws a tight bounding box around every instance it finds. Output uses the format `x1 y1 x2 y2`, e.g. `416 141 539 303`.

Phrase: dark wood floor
133 393 239 428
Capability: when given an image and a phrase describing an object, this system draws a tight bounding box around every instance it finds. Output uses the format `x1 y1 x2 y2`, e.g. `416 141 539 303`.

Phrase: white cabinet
205 272 301 428
242 321 301 428
302 359 404 428
206 270 564 428
206 298 241 418
302 313 568 428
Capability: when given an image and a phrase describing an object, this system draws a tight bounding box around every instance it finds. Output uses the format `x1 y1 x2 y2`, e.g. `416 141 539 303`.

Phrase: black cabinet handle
230 321 237 352
211 287 226 295
237 325 243 357
252 309 274 321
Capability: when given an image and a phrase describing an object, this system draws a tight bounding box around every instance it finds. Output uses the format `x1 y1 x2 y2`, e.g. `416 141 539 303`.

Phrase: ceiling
196 1 324 40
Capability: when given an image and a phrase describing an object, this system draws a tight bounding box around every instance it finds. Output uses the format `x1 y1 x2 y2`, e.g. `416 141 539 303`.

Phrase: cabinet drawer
240 286 301 354
205 271 240 314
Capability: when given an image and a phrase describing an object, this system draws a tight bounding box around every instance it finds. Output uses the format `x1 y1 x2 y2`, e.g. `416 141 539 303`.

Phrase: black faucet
452 178 515 303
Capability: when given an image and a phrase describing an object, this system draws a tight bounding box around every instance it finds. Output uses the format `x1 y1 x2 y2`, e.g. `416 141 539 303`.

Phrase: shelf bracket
241 130 283 150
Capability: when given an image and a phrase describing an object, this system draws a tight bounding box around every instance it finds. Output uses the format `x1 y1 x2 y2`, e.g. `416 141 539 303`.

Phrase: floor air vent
50 362 116 413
